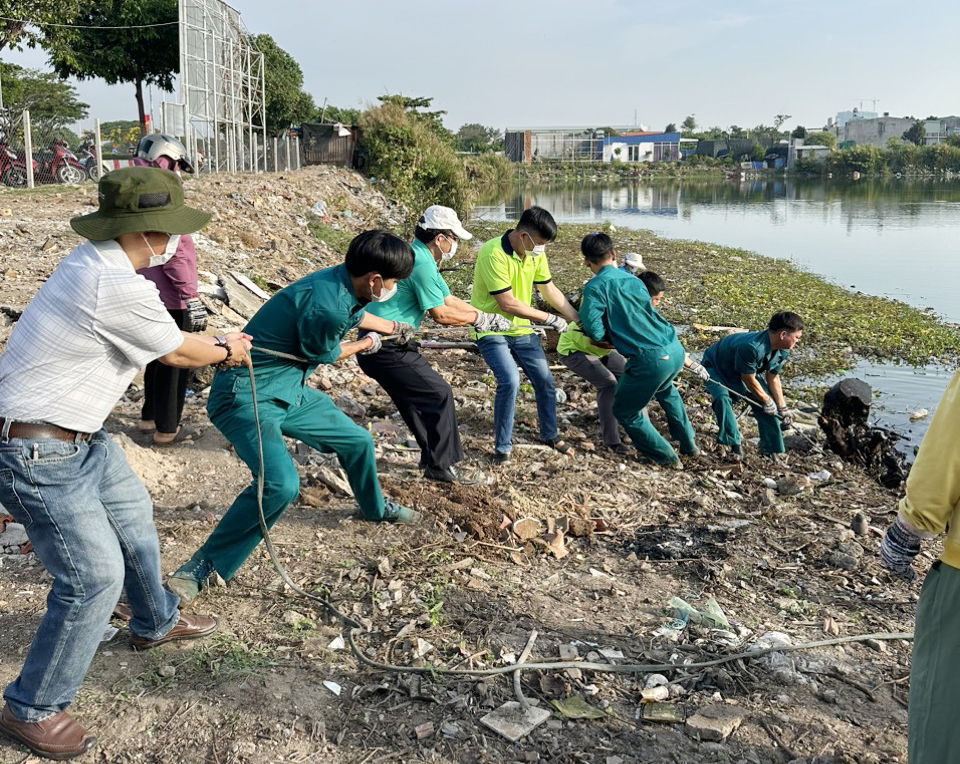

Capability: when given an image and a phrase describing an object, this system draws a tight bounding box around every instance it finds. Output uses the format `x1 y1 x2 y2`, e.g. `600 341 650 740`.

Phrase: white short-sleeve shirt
0 240 184 432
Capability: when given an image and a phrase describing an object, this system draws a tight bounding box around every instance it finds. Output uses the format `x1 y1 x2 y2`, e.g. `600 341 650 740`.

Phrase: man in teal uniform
358 206 511 483
578 233 702 468
700 312 804 459
168 230 420 605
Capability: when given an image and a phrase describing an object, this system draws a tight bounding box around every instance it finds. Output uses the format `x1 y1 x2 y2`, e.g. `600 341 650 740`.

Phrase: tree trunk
135 78 146 136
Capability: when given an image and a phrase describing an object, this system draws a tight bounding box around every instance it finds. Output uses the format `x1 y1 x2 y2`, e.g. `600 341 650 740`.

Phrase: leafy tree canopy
0 0 82 52
455 123 502 153
44 0 178 133
681 114 697 132
0 62 87 140
664 122 677 133
253 33 315 135
903 120 926 146
377 94 451 141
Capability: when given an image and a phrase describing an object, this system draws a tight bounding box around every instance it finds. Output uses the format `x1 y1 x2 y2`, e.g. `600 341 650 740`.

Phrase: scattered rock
851 512 870 536
685 703 744 742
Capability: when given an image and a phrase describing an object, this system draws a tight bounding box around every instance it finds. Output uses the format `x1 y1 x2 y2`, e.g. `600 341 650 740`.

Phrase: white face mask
521 232 545 256
141 233 180 267
440 235 458 262
370 276 398 303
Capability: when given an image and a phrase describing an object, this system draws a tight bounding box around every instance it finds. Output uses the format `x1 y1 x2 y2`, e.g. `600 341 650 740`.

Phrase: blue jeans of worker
202 386 386 581
477 333 557 455
705 371 784 453
0 429 179 723
612 342 698 465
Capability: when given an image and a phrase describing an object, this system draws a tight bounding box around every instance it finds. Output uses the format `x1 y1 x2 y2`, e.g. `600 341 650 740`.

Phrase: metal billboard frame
174 0 266 173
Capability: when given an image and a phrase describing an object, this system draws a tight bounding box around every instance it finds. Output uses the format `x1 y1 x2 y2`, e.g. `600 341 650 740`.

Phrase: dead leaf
550 694 607 720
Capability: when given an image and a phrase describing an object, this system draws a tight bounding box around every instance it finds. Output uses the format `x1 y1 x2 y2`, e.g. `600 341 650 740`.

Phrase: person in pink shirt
131 135 209 444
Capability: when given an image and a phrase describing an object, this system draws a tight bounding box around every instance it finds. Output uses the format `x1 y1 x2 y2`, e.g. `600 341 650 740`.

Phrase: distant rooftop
505 125 648 133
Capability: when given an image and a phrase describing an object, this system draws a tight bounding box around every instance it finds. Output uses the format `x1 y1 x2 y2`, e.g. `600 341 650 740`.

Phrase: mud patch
625 523 733 561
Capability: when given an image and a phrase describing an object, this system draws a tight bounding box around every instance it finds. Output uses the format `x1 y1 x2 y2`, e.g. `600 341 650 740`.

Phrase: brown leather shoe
0 704 95 760
130 613 219 650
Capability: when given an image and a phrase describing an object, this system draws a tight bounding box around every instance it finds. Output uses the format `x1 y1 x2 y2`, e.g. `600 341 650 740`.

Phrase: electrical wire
0 16 178 30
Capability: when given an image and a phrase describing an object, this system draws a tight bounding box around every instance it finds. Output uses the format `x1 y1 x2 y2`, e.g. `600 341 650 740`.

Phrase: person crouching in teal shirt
700 312 803 460
577 233 699 468
167 231 420 605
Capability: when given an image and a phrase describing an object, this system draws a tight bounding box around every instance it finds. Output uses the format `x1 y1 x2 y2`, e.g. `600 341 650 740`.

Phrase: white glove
543 313 568 333
687 361 710 381
472 311 512 333
360 332 382 355
778 407 794 427
762 398 778 416
392 321 417 345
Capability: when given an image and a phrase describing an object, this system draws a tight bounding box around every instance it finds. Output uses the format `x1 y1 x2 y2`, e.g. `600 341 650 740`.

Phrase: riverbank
517 159 727 184
0 167 920 764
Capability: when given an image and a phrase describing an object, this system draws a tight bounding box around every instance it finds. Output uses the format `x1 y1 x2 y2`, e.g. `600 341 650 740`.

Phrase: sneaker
167 554 215 606
762 451 787 465
663 460 684 471
729 444 743 461
604 443 632 456
424 465 479 485
491 451 511 465
381 501 422 525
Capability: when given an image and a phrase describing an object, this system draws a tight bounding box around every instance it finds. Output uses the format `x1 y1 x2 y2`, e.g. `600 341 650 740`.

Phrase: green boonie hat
70 166 211 241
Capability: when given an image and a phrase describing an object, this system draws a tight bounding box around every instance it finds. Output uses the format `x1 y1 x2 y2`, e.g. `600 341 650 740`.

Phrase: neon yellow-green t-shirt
556 322 612 358
469 231 552 338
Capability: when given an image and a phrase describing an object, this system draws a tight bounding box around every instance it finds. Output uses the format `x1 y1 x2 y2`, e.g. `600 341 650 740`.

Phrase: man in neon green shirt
557 324 627 453
470 206 579 463
359 206 510 483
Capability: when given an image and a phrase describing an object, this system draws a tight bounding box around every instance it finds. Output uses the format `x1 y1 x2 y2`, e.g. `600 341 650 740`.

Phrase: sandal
153 426 198 446
543 438 575 456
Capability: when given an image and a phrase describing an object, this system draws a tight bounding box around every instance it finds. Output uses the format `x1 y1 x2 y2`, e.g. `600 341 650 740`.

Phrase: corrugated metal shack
300 123 360 167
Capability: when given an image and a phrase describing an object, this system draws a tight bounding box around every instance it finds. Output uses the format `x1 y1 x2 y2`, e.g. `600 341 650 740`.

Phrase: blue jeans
0 428 179 722
477 333 557 454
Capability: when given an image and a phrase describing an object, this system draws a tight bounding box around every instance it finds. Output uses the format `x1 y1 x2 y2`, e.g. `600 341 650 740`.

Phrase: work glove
472 311 512 333
778 407 794 428
184 297 208 333
543 313 569 333
360 332 382 355
392 321 417 345
687 361 710 381
762 398 778 416
879 515 922 579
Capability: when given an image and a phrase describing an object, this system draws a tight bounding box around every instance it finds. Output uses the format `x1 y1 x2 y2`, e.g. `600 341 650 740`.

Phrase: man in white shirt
0 167 252 760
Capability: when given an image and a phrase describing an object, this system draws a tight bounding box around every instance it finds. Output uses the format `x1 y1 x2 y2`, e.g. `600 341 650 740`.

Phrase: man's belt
0 418 92 443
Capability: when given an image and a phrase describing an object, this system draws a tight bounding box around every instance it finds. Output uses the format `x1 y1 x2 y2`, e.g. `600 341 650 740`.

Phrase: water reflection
474 178 960 322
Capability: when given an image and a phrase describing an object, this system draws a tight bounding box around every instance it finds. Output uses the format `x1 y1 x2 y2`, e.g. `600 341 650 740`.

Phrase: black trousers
141 308 189 434
357 341 463 470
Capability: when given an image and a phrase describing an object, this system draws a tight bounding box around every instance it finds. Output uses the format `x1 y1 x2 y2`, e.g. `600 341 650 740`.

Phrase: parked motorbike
75 139 100 180
32 139 87 184
0 142 28 188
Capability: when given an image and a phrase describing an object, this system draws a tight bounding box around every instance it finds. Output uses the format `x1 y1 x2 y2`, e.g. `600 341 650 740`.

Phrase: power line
0 15 178 30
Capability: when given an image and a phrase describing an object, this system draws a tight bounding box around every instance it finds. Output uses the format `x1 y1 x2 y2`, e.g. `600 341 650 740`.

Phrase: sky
4 0 960 134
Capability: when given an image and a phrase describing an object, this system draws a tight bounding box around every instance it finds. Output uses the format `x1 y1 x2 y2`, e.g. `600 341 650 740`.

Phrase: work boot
490 451 511 465
130 613 219 650
424 465 479 485
0 704 95 760
604 443 632 456
380 501 422 525
167 554 215 607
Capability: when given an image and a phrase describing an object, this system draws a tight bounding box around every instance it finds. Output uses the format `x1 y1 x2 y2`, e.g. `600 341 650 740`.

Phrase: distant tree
664 122 677 133
377 94 451 141
791 125 807 139
316 103 361 125
44 0 178 134
903 120 926 146
0 62 87 139
773 113 792 130
1 0 82 52
728 125 746 138
945 135 960 148
254 34 315 135
805 130 836 149
456 123 500 153
681 114 697 132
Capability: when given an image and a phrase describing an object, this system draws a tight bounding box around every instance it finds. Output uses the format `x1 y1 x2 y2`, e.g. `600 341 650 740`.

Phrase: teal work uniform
701 329 790 453
579 265 697 465
364 238 449 327
199 265 387 581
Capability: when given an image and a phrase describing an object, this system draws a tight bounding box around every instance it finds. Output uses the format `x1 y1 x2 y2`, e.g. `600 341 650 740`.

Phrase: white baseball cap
419 205 473 240
623 252 646 271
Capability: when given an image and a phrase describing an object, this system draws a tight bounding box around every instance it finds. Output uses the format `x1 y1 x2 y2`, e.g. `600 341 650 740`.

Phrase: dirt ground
0 169 921 763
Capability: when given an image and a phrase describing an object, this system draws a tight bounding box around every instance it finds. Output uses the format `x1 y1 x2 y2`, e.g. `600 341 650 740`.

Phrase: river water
474 178 960 455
